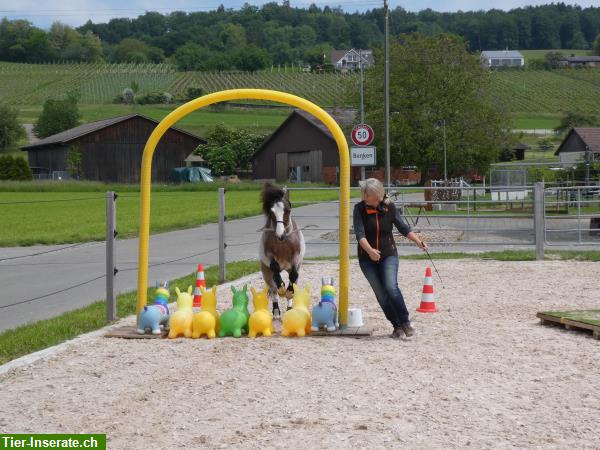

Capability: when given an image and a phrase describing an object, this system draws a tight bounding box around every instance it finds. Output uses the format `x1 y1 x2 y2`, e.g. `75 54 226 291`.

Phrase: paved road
1 195 597 332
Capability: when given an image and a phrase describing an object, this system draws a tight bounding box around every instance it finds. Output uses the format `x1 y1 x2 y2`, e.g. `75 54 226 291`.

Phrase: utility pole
443 119 447 181
359 49 366 181
585 144 591 185
384 0 391 187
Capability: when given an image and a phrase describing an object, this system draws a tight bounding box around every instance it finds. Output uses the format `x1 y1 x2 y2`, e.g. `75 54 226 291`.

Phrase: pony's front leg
285 266 300 308
261 261 282 320
269 259 287 297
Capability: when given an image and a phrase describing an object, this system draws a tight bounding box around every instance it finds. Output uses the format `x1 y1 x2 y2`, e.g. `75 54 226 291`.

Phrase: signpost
351 124 374 147
351 146 376 166
351 124 375 178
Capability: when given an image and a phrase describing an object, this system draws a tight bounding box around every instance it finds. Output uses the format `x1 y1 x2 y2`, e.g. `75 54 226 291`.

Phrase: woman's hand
368 248 381 262
417 240 428 252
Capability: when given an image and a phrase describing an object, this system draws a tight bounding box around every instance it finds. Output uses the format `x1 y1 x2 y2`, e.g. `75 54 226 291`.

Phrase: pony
259 182 305 319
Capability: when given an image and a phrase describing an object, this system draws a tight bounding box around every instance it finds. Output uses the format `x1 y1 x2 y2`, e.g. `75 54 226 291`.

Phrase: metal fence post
106 191 117 322
218 187 226 283
534 182 545 261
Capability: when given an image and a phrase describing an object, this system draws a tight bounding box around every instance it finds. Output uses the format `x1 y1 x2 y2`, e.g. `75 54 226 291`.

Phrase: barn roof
555 128 600 155
481 50 524 59
21 114 205 150
252 109 356 159
562 56 600 63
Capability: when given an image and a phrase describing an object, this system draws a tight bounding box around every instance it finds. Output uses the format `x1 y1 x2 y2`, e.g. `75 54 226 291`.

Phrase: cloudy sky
2 0 597 28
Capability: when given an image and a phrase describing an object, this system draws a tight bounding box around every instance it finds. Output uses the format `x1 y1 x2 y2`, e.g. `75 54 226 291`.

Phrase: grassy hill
0 62 354 108
489 68 600 120
3 61 600 130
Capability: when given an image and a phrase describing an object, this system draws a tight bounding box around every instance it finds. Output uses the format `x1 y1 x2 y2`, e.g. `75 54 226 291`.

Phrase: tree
0 103 25 149
67 143 83 178
231 45 271 72
555 111 600 135
195 124 266 175
110 38 163 63
362 33 511 177
172 43 211 71
544 51 563 70
33 94 81 139
594 33 600 55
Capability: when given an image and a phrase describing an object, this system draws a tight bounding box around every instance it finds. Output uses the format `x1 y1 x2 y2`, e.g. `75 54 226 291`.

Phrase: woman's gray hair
359 178 385 202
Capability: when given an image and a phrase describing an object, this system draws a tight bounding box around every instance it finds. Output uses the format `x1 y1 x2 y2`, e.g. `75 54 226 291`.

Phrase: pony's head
250 285 269 311
231 284 249 309
199 285 218 311
174 286 194 311
261 182 291 239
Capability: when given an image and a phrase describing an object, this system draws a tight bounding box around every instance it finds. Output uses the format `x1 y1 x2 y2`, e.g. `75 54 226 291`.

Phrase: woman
353 178 428 338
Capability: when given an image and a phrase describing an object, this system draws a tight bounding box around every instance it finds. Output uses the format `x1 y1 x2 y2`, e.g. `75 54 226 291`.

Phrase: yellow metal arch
136 89 350 327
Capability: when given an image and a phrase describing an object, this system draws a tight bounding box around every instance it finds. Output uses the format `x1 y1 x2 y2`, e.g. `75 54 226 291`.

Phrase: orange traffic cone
416 267 437 313
193 264 206 308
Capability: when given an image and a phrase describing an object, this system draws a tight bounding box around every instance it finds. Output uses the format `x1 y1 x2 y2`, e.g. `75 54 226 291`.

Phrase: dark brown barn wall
27 145 68 172
252 114 338 181
76 117 201 183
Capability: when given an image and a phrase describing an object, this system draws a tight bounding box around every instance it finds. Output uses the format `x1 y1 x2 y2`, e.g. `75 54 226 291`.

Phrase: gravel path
1 260 599 449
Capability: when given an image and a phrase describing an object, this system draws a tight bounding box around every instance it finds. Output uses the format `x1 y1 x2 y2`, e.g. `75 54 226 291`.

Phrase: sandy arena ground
0 259 599 449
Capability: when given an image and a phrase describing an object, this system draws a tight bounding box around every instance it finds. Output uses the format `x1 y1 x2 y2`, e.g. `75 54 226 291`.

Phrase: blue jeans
359 256 409 327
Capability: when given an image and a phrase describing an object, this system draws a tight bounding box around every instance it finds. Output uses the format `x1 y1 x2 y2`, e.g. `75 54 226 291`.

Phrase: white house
330 49 374 71
480 50 525 68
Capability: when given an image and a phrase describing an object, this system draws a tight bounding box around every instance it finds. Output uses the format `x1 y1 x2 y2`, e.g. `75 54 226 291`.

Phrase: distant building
21 114 206 183
559 55 600 69
555 128 600 164
480 50 524 68
330 49 374 71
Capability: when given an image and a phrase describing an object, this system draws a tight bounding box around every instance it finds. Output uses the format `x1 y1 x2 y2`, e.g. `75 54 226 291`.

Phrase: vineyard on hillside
2 62 600 115
0 62 356 107
487 69 600 114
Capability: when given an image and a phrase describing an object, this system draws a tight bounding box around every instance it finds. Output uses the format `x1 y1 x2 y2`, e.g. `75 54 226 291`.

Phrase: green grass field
0 186 352 246
17 104 290 137
510 113 562 130
0 259 260 365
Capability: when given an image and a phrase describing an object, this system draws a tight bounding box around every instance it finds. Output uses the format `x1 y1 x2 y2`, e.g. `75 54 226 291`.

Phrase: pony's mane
261 182 287 215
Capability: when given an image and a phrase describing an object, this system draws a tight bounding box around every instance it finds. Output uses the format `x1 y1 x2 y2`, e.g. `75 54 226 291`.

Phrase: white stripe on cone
421 293 435 302
196 272 205 280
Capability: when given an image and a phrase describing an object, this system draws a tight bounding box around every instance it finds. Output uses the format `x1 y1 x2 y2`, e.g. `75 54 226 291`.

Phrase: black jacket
353 199 412 261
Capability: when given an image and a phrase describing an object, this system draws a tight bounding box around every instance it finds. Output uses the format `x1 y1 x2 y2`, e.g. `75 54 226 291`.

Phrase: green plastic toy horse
218 285 250 338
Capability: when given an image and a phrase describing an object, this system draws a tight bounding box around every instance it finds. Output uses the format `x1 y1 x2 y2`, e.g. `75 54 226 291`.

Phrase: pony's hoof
273 307 281 320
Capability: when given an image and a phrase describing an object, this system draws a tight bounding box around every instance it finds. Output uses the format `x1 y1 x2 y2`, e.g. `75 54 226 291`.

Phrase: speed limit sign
351 124 374 146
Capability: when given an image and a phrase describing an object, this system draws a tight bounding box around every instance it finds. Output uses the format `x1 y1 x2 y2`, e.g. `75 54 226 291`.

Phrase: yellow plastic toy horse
168 286 194 339
249 286 273 338
281 283 312 337
192 285 219 339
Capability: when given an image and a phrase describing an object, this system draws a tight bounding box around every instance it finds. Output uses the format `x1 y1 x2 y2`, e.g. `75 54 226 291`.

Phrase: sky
1 0 598 29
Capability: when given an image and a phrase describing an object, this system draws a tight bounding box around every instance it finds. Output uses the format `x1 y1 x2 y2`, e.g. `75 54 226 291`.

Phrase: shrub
0 155 32 180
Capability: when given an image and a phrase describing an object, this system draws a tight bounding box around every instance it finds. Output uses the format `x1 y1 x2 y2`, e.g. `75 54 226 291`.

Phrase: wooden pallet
105 326 167 339
537 310 600 340
105 325 373 339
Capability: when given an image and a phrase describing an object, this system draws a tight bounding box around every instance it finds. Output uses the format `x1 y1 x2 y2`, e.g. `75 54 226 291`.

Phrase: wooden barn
21 114 206 183
555 128 600 164
251 109 356 183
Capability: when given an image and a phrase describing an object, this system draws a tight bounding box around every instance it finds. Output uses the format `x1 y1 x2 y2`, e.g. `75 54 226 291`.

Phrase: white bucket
348 308 364 327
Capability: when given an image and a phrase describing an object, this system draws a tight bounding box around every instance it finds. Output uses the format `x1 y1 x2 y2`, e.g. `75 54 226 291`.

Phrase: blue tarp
169 167 214 183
